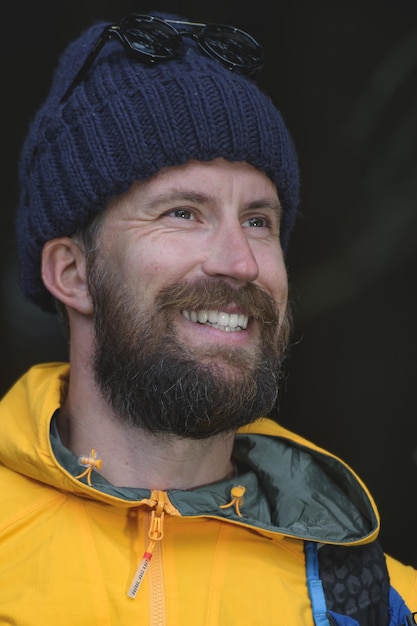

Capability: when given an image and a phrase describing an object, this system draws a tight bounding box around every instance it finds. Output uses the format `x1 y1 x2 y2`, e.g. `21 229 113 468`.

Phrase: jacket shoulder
0 463 65 533
385 552 417 611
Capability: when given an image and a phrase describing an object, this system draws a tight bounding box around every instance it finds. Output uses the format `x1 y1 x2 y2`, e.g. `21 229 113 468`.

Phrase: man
1 12 416 625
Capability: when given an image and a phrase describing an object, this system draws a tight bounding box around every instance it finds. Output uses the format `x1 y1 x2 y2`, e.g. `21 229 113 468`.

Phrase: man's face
87 158 290 438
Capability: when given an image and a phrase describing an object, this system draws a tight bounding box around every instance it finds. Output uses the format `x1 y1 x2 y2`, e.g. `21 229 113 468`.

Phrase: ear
41 237 93 315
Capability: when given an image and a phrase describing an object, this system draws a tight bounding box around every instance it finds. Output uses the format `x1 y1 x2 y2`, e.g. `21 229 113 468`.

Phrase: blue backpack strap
305 539 415 626
304 541 331 626
388 585 416 626
304 541 355 626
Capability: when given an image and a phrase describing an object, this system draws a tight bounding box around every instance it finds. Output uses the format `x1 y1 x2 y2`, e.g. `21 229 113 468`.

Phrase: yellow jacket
1 363 416 625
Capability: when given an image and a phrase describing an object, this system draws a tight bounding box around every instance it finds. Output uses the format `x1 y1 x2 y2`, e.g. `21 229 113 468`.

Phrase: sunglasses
60 13 264 103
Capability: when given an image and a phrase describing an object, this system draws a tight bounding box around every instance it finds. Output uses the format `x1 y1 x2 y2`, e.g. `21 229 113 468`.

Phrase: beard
87 254 292 439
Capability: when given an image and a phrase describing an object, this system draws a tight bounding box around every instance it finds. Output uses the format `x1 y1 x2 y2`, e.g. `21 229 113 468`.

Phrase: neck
58 329 237 490
57 381 236 490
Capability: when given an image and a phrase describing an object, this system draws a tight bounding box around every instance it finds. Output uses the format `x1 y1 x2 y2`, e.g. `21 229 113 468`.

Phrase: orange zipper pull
127 492 166 599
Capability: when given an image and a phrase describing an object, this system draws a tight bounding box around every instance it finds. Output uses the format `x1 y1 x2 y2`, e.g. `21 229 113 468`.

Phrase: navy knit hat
16 13 300 312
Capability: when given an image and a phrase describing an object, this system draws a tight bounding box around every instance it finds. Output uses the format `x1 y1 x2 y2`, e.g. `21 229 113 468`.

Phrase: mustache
154 278 280 325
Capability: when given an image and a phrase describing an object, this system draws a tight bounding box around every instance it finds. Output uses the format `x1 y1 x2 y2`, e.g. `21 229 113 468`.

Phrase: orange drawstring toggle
75 449 103 486
220 485 246 517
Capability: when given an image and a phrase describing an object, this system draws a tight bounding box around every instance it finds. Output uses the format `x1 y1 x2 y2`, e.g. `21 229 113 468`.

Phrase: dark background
2 1 417 566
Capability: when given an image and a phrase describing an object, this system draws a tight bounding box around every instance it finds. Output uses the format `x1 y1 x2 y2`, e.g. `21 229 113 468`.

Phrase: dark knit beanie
16 14 300 312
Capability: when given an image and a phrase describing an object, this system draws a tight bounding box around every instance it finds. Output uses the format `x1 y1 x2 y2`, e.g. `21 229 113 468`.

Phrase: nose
201 222 260 283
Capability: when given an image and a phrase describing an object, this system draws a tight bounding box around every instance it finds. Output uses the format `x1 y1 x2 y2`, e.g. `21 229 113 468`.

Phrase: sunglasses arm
60 25 119 104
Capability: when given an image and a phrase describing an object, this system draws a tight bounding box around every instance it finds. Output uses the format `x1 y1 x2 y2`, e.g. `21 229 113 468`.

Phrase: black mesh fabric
318 541 390 626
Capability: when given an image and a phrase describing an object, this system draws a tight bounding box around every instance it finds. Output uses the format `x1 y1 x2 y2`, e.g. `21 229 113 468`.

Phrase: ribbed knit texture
17 16 300 311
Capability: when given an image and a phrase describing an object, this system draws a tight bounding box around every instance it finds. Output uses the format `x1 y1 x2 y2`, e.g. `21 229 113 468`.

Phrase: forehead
144 158 276 193
105 158 280 214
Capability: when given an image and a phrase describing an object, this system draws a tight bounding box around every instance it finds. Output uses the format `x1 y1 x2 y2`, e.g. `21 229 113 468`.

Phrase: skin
41 158 288 490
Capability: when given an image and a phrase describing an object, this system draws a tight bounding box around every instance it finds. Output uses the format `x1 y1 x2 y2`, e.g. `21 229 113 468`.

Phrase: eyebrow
246 198 283 218
145 190 283 217
145 190 215 208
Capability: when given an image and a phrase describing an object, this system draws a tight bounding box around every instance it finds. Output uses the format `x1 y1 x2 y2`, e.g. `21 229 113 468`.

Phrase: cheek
256 247 288 304
128 241 197 291
271 275 288 311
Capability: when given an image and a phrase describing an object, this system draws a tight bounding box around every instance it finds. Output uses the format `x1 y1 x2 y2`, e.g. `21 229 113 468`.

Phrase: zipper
126 485 246 598
127 490 167 599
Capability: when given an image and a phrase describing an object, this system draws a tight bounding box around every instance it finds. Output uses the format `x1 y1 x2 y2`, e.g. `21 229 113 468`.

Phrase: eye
242 216 269 228
169 208 194 220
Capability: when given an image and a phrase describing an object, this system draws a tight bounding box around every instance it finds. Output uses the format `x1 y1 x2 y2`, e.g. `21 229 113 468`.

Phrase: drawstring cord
220 485 246 517
127 485 246 599
73 453 246 597
75 449 103 486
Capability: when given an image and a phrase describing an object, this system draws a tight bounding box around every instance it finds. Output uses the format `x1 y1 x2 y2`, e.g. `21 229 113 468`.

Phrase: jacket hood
0 363 379 545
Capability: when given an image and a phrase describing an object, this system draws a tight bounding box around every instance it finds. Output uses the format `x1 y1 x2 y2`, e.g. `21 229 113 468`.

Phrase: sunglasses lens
120 15 182 60
200 24 264 73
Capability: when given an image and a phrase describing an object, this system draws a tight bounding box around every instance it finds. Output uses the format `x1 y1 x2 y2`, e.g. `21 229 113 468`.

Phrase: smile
182 310 249 332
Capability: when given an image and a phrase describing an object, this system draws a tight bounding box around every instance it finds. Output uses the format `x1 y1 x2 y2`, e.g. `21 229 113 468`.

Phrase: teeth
197 311 208 324
182 310 248 331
